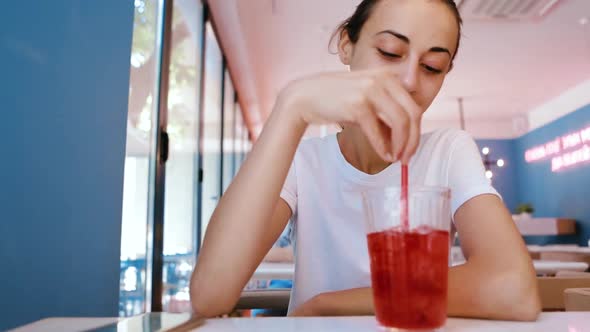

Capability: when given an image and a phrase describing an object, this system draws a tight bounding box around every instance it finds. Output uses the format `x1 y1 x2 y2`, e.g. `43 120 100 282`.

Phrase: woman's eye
377 49 401 58
423 64 443 74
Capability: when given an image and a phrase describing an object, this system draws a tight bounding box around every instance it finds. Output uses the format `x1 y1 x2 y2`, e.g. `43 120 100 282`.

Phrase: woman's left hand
288 295 324 316
288 288 375 317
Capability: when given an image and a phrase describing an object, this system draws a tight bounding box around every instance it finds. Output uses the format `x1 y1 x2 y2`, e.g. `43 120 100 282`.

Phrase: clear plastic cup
361 186 451 330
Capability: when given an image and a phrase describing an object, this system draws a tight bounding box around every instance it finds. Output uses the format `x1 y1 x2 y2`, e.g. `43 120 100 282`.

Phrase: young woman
190 0 541 320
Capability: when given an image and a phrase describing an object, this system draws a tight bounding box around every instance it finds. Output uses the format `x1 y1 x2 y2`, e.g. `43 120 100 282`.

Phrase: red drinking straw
401 164 409 230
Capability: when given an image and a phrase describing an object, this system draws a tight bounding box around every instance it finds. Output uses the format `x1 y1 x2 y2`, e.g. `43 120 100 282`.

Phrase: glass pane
222 70 235 193
119 0 160 317
200 21 223 242
233 103 245 175
242 119 250 163
161 0 203 313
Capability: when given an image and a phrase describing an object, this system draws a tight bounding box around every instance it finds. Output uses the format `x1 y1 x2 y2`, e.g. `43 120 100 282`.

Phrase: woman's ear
337 29 353 65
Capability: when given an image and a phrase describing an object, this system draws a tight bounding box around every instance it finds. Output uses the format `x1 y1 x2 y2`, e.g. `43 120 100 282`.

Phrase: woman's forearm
447 261 540 321
290 287 374 316
190 93 307 316
295 262 539 321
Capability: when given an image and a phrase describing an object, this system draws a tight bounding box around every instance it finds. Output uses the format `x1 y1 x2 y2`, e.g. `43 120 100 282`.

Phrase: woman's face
339 0 459 112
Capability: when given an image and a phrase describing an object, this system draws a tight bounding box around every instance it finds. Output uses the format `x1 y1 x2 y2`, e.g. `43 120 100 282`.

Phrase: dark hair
331 0 463 65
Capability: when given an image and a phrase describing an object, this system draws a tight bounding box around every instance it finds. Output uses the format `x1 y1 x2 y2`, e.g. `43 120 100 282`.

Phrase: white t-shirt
279 128 500 313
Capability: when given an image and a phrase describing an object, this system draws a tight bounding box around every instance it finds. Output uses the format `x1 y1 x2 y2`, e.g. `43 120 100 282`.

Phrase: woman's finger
380 69 422 161
357 110 395 163
368 84 410 160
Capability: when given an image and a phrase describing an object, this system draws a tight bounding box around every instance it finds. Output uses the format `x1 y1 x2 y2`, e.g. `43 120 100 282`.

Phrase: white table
254 259 589 281
513 217 576 235
251 262 294 280
9 318 121 332
528 245 590 254
451 258 589 274
11 312 590 332
533 260 589 275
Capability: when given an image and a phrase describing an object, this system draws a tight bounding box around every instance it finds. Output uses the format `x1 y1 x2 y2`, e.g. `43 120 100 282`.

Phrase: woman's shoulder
420 128 475 150
415 128 478 164
296 134 336 156
289 134 338 174
300 133 334 146
421 127 473 142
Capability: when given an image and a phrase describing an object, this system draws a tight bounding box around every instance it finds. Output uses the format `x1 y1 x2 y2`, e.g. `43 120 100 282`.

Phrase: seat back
537 276 590 311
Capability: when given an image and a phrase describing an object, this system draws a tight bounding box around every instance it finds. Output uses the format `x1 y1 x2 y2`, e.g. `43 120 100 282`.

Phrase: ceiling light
459 0 564 21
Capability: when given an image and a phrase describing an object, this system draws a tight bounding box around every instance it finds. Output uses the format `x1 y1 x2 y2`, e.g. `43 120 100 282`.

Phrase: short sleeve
275 222 292 248
447 131 501 218
280 160 297 216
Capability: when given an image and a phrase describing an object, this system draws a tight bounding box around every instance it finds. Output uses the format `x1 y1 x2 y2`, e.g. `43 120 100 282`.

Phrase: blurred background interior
1 0 590 330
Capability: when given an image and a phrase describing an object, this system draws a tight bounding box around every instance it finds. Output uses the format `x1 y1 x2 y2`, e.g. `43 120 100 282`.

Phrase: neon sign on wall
524 125 590 172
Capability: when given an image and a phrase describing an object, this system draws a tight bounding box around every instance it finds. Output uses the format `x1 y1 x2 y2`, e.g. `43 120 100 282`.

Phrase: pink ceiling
209 0 590 139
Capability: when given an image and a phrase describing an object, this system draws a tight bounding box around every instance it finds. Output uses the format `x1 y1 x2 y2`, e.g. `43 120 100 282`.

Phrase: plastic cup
361 186 451 330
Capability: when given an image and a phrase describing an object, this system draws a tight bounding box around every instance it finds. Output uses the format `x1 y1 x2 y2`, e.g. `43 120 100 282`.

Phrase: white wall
528 79 590 132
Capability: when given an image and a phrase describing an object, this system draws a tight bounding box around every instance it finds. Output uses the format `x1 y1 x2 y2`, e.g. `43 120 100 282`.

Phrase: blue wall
514 105 590 246
475 106 590 246
0 1 134 330
475 139 518 212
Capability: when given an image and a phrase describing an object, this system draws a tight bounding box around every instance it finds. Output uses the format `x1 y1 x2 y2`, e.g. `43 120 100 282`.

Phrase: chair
537 274 590 311
234 289 291 311
556 270 590 278
564 288 590 311
540 251 590 267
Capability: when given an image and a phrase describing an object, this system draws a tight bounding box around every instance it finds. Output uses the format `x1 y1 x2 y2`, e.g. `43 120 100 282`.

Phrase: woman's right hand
278 67 422 164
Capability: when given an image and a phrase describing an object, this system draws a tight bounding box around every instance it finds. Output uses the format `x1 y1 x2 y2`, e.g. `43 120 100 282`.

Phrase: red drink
367 226 449 329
